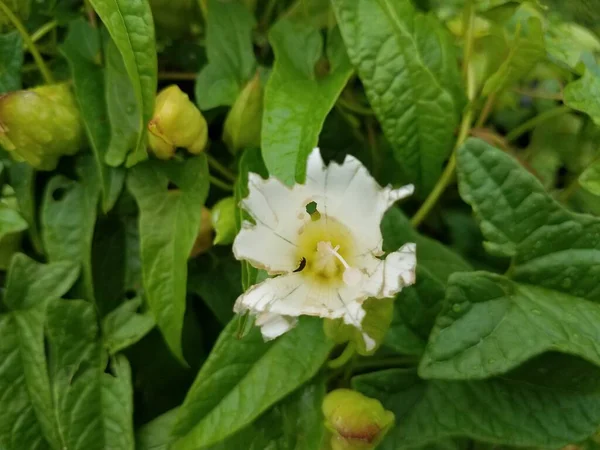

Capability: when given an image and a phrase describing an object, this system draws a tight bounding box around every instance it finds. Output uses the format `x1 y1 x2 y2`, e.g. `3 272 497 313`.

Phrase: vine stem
0 0 54 84
29 20 58 45
505 105 570 142
410 0 477 228
209 175 234 192
410 106 473 228
328 343 356 369
207 154 237 182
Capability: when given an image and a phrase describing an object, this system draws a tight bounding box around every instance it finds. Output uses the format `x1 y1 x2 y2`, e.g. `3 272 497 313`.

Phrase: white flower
233 148 416 350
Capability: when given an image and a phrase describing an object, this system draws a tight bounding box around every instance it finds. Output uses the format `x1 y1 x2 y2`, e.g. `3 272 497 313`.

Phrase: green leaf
195 0 256 110
188 255 241 325
332 0 463 194
136 408 179 450
456 138 600 299
580 159 600 196
127 155 210 363
170 317 333 449
0 202 27 236
420 139 600 379
420 271 600 379
354 359 600 449
41 159 99 307
482 16 545 96
104 38 140 167
60 19 125 212
381 208 471 355
564 62 600 126
0 30 23 93
102 296 155 355
262 21 352 185
46 298 135 450
87 0 157 166
8 162 43 253
0 255 79 450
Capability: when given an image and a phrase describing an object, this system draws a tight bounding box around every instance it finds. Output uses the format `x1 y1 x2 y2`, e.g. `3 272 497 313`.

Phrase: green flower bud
190 207 213 258
211 196 237 246
222 73 263 154
324 297 394 356
148 85 208 159
0 84 84 170
323 389 394 450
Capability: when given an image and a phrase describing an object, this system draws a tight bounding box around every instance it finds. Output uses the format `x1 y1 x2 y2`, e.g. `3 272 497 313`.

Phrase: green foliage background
1 0 600 449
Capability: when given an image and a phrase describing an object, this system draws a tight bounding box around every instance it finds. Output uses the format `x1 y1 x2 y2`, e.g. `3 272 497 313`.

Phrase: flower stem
475 92 496 128
351 356 418 373
560 177 580 203
207 154 237 182
30 20 58 45
158 71 198 81
411 100 474 228
505 105 570 142
328 343 356 369
209 175 234 192
0 0 54 84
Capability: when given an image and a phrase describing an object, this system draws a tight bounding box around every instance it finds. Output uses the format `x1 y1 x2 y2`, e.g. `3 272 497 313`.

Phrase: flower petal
255 312 297 340
233 221 299 274
234 273 367 325
233 173 311 273
305 148 413 254
358 243 417 298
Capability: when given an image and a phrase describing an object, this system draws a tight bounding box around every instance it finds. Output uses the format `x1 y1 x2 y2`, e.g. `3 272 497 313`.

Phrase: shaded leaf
580 159 600 196
0 31 23 93
564 62 600 126
332 0 463 194
420 271 600 379
41 158 99 307
104 38 140 167
8 163 43 253
87 0 157 165
456 138 600 300
103 296 155 355
261 21 353 185
60 19 125 212
381 208 471 355
354 358 600 449
127 156 209 363
170 317 332 449
482 16 545 96
195 0 256 110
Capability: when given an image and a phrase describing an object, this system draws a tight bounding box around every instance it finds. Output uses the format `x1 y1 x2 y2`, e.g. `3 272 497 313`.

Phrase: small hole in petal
305 201 321 221
167 181 179 191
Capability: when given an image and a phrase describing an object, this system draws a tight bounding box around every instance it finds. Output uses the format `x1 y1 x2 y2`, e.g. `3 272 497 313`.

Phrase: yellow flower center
295 216 361 286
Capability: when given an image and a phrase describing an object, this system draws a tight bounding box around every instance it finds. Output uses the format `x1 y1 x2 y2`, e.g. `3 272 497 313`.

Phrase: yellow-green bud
222 73 263 154
190 207 213 258
323 389 394 450
0 84 83 170
211 196 237 246
148 85 208 159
